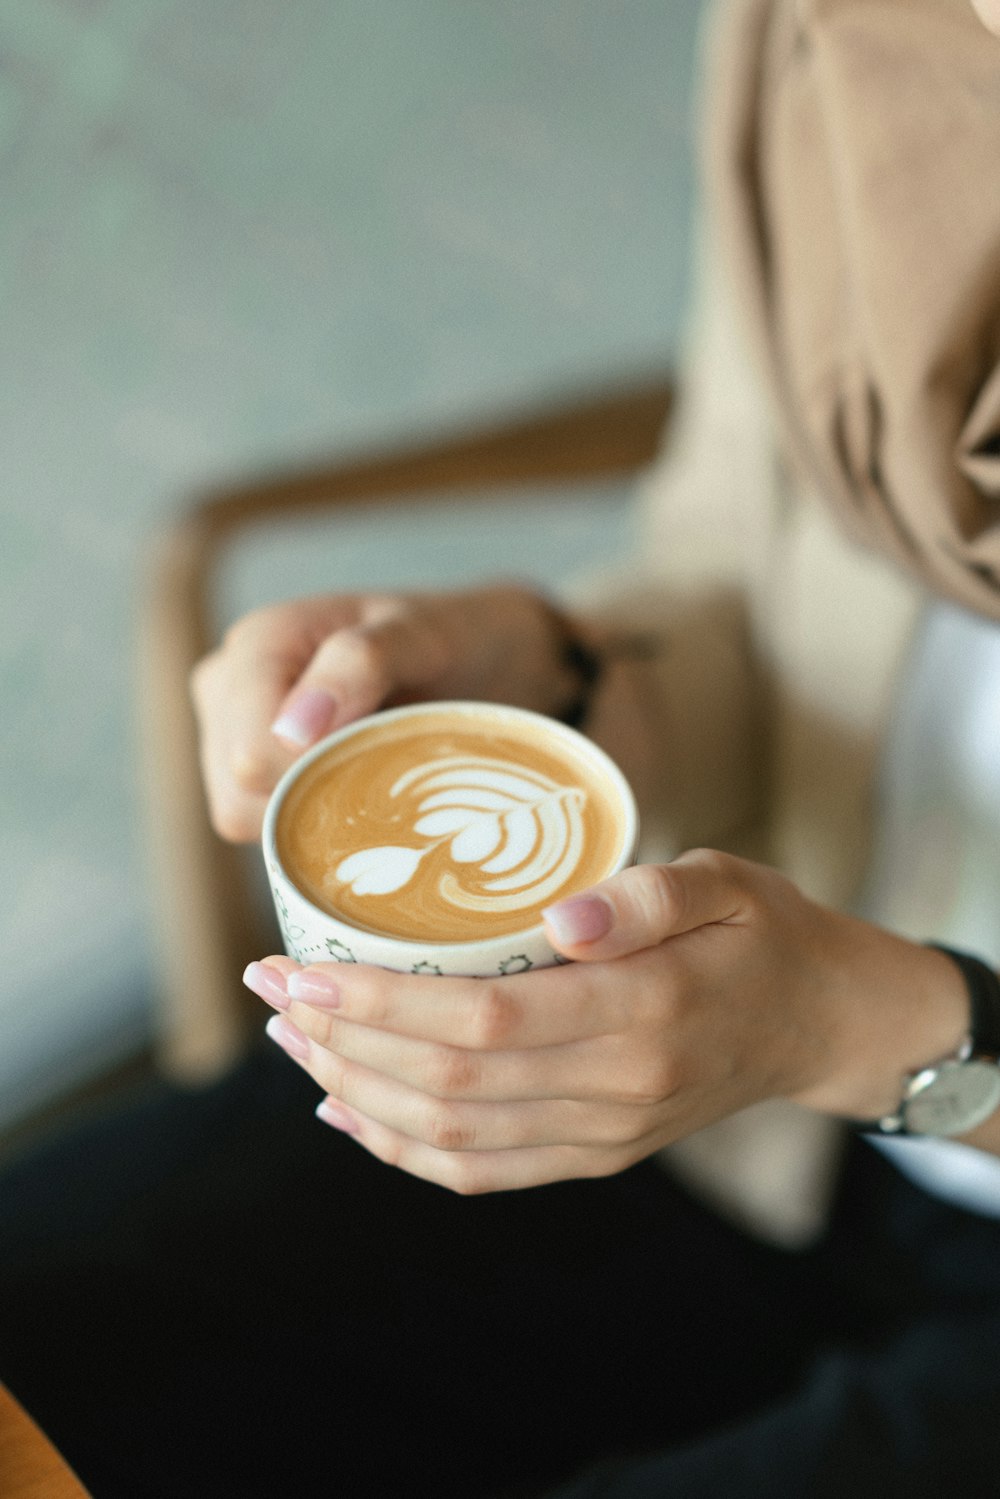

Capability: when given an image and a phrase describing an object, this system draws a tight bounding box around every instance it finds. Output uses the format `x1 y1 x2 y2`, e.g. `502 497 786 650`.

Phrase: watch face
905 1060 1000 1137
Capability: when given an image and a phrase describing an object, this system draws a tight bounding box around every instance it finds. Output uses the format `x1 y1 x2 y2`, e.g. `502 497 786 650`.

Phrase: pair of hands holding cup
193 584 969 1193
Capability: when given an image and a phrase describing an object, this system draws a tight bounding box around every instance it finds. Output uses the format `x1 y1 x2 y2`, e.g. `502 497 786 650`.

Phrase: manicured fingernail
243 961 290 1010
316 1099 359 1135
271 687 337 747
542 894 613 945
287 970 342 1007
265 1014 310 1059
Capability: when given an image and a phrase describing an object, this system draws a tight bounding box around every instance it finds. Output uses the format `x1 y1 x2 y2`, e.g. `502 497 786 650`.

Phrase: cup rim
262 699 639 957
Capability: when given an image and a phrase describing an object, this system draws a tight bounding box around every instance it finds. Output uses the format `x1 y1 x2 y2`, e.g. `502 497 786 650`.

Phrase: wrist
792 920 971 1121
447 585 585 714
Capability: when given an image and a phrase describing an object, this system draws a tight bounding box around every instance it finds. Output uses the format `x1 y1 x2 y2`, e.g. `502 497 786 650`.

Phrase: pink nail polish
271 687 337 748
287 970 341 1007
265 1014 310 1059
542 894 613 946
243 962 290 1010
316 1099 359 1135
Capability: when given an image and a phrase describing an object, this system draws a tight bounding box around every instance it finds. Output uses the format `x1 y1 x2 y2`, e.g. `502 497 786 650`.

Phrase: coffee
275 704 627 943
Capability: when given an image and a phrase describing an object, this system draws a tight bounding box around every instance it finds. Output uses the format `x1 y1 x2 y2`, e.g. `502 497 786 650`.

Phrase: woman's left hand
244 849 969 1193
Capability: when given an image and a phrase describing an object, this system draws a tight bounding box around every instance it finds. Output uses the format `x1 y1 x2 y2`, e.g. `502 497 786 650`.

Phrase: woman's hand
192 585 583 842
242 849 971 1193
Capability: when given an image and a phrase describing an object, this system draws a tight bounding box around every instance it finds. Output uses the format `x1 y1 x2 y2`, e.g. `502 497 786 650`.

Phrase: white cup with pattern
262 700 638 977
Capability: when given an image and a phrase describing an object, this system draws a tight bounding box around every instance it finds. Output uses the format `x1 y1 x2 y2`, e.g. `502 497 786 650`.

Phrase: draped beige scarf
708 0 1000 619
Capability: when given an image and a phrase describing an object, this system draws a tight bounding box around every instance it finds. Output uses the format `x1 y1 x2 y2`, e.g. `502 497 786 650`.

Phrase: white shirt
862 601 1000 1218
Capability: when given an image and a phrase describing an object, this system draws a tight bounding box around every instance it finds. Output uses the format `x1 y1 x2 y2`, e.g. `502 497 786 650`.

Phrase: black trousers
2 1045 1000 1498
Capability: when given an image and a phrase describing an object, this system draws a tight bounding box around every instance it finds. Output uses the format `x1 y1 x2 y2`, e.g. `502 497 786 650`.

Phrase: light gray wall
0 0 704 1125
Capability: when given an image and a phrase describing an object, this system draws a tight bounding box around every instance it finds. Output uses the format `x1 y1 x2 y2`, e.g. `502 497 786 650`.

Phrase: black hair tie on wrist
559 635 604 730
544 602 661 732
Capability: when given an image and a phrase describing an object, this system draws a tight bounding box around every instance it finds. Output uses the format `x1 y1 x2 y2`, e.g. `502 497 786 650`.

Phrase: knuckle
621 1054 677 1108
328 1061 350 1099
229 744 276 797
590 1109 639 1147
335 628 390 690
620 1113 654 1146
352 968 404 1030
214 611 262 666
219 613 252 651
208 796 259 843
687 845 733 874
221 604 277 650
424 1102 475 1154
370 1132 403 1171
316 1054 348 1101
687 846 744 893
582 1149 629 1180
363 591 407 622
634 863 686 932
467 983 519 1050
441 1156 491 1196
424 1045 479 1099
301 1009 338 1051
360 974 395 1030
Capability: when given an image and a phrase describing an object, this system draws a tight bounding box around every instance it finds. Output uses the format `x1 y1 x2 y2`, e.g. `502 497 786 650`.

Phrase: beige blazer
571 230 922 1246
568 0 1000 1244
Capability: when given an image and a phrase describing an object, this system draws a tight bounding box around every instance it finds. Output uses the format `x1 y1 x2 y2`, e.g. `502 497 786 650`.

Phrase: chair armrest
190 376 673 537
135 377 672 1080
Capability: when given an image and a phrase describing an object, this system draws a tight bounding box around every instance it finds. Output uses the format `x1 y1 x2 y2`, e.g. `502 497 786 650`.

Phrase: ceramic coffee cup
262 700 638 977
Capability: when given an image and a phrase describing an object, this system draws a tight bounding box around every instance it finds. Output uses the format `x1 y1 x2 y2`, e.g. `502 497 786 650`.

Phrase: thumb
271 605 450 749
542 849 748 962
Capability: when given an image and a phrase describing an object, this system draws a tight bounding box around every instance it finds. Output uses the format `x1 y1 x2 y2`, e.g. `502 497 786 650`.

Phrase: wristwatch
864 945 1000 1138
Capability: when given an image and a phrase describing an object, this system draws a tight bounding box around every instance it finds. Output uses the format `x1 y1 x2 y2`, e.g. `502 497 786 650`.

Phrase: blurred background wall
0 0 704 1130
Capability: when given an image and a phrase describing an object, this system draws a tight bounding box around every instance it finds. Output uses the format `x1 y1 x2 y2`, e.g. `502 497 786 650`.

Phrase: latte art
275 706 627 943
334 753 587 913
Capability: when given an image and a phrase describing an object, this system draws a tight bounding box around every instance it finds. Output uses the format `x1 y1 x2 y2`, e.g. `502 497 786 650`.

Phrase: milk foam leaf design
480 805 536 873
438 785 586 914
484 796 569 890
413 808 478 836
450 816 504 863
419 789 512 812
335 845 425 896
333 752 589 913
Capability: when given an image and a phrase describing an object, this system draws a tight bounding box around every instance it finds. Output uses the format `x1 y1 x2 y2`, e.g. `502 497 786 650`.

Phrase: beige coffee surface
277 710 624 942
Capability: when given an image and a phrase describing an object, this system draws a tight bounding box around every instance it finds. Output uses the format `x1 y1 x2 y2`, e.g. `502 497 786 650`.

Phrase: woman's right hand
191 584 582 843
